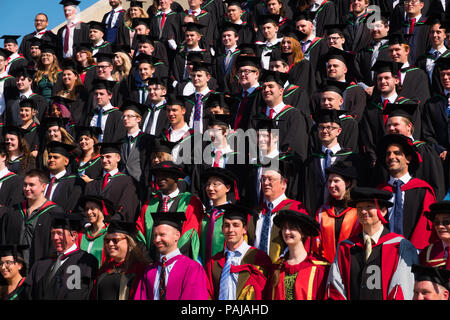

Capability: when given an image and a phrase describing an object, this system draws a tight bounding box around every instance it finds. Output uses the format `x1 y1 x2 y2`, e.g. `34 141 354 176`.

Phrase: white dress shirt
90 103 115 141
221 241 251 300
45 170 67 201
387 172 412 222
153 248 181 300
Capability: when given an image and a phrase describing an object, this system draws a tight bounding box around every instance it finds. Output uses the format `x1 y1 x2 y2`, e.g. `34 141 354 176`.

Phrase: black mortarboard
94 52 115 64
325 160 358 180
92 79 116 92
261 157 294 179
77 195 116 217
191 60 212 73
0 244 29 259
3 125 26 138
106 220 136 237
436 57 450 72
216 202 254 225
19 98 37 110
152 138 178 154
201 167 238 186
260 69 289 86
221 21 243 34
376 133 421 172
412 264 450 290
61 60 78 73
47 141 76 158
0 48 12 59
280 26 303 42
112 43 131 54
237 43 257 56
136 52 159 65
59 0 81 6
136 34 155 46
149 161 186 178
51 212 83 232
425 200 450 221
387 32 410 46
383 102 418 121
127 0 144 7
51 95 75 107
76 42 93 53
151 212 186 231
27 37 43 48
294 11 315 22
96 142 122 154
265 49 289 65
320 79 348 96
182 22 205 34
132 17 151 29
39 41 56 55
324 47 354 66
89 21 106 33
273 209 320 237
313 108 344 125
225 0 242 7
348 186 393 208
205 113 232 127
146 77 168 88
371 60 402 75
257 14 280 26
164 93 185 106
324 24 347 35
120 98 147 117
11 67 35 80
44 116 68 128
1 35 20 44
425 12 448 29
255 118 280 131
75 125 102 139
204 93 229 110
186 51 208 64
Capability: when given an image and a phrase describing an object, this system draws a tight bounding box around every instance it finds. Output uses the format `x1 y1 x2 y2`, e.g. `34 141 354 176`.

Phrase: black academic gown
0 200 64 269
101 8 126 43
302 37 329 87
306 1 338 37
182 10 216 47
416 49 450 96
5 93 48 126
75 155 103 181
183 89 218 132
398 65 431 107
84 172 140 222
46 171 84 213
7 55 28 77
170 47 212 83
229 86 263 131
343 11 374 54
82 106 127 143
24 248 98 300
0 171 24 207
19 31 58 62
55 22 91 63
283 83 312 121
287 58 317 99
22 122 40 152
354 40 390 88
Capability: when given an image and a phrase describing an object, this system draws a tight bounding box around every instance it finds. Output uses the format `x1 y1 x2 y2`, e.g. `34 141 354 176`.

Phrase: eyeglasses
238 69 257 75
105 237 126 244
261 176 281 183
206 182 225 188
0 260 16 268
433 219 450 226
318 125 339 132
327 36 342 41
97 65 111 69
122 114 137 119
404 0 420 4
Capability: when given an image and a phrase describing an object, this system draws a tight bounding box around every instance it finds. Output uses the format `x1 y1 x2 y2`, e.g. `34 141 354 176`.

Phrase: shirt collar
195 87 210 96
388 172 412 186
98 103 114 111
105 168 119 176
321 143 341 154
363 226 385 245
265 193 287 209
244 83 259 95
61 243 78 257
21 89 33 98
163 188 180 199
401 62 410 69
224 240 250 257
0 167 10 178
382 93 398 104
160 248 181 262
128 129 141 139
268 101 286 114
50 169 67 180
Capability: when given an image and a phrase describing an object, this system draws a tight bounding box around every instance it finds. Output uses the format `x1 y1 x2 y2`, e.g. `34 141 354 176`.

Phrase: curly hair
34 53 61 84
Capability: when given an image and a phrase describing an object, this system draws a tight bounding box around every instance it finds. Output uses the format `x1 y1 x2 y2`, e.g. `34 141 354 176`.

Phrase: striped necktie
218 251 234 300
159 256 167 300
259 202 273 254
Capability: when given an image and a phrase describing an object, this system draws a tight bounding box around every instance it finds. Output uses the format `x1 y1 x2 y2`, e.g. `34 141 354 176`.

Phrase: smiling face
62 69 77 88
19 106 36 123
388 44 409 63
205 176 230 203
166 104 185 126
281 220 304 246
51 228 77 253
356 201 386 227
84 201 104 225
104 232 129 262
153 224 180 255
327 173 349 200
155 172 178 194
262 81 284 106
261 169 286 201
222 218 247 248
47 125 62 142
4 134 19 153
327 59 347 81
0 255 23 281
432 213 450 243
47 152 69 174
101 152 120 172
376 71 399 96
385 144 411 177
78 134 95 153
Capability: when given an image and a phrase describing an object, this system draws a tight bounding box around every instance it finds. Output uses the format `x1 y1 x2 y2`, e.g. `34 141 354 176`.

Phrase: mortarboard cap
0 48 12 59
221 21 243 34
320 79 348 96
324 24 347 35
164 93 185 106
44 116 68 128
225 0 242 7
136 34 155 46
348 186 393 208
61 60 79 73
412 264 450 290
146 77 168 88
425 200 450 221
51 95 75 107
235 54 260 69
1 35 21 44
201 167 238 186
191 60 212 73
255 118 280 131
27 37 43 48
182 22 205 34
313 108 344 125
92 78 116 92
47 141 77 158
257 14 280 26
387 32 410 46
237 43 257 56
204 93 229 110
106 220 136 237
120 98 147 117
89 21 106 33
127 0 144 7
51 212 83 232
112 43 131 54
425 12 448 28
3 125 26 138
76 42 93 53
39 41 57 55
11 67 35 80
96 142 122 154
186 51 206 64
265 49 290 65
280 26 304 42
152 138 178 154
261 157 294 179
205 113 232 127
0 244 29 259
19 98 37 110
77 195 116 217
383 102 418 121
324 47 354 66
149 161 186 178
294 11 315 22
136 52 160 65
436 57 450 72
273 209 320 237
325 160 358 180
132 17 152 29
59 0 81 6
75 125 102 139
216 202 255 225
260 69 289 86
151 212 186 231
94 52 115 64
371 60 401 75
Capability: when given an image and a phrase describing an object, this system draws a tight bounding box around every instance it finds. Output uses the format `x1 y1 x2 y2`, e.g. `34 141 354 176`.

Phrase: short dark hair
25 169 49 184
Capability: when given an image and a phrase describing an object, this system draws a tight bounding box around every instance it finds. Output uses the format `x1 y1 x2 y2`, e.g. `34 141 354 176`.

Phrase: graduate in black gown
24 213 98 300
0 142 24 207
0 244 29 300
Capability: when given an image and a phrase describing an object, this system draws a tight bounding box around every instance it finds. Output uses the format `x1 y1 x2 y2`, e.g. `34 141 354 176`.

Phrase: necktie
145 106 155 134
205 208 219 262
371 42 381 67
325 149 333 171
391 179 404 234
218 251 234 300
162 196 171 212
160 12 166 31
64 24 71 54
225 49 232 70
408 18 416 35
102 173 110 190
193 93 202 132
45 176 57 199
127 135 132 156
140 87 148 104
301 40 311 53
268 108 274 120
48 254 63 280
159 256 167 300
107 10 114 29
259 202 273 254
96 108 103 128
364 236 373 262
233 91 248 130
382 99 389 125
213 150 222 167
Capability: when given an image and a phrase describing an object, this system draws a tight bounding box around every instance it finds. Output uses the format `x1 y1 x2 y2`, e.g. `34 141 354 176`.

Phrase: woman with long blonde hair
112 50 132 82
33 43 61 103
117 2 149 51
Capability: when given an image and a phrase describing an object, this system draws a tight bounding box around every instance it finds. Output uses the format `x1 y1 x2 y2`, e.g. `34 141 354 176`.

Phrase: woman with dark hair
0 244 28 300
74 43 97 90
267 209 330 300
92 221 149 300
3 126 36 175
74 126 103 183
312 161 360 264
